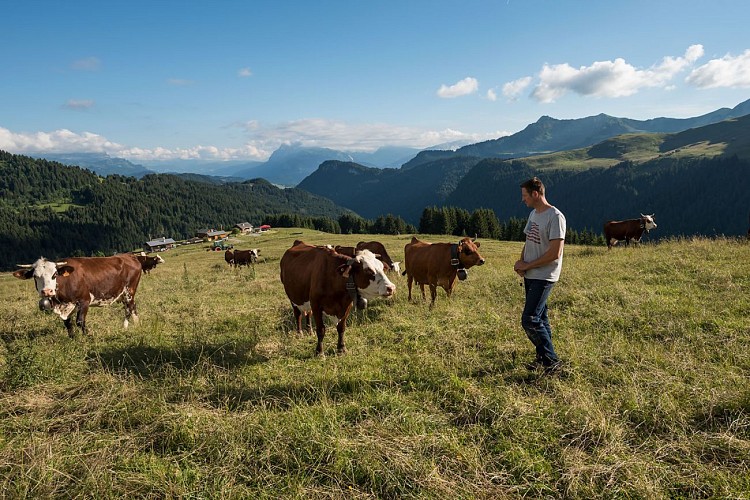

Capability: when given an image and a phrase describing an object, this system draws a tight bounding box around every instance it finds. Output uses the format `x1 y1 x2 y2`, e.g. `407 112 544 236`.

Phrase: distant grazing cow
232 248 260 267
224 249 234 266
13 254 142 336
280 240 395 355
604 214 657 249
402 236 485 306
135 253 165 274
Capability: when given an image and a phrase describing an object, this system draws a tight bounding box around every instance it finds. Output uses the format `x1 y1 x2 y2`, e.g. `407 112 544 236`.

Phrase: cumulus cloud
502 76 533 100
62 99 94 110
437 77 479 98
0 119 506 163
686 49 750 88
486 89 497 101
504 45 704 103
230 118 502 153
71 57 101 71
238 67 253 77
0 127 122 153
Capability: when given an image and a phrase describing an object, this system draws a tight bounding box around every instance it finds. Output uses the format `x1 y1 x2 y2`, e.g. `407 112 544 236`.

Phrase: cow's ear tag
339 265 352 278
58 266 74 277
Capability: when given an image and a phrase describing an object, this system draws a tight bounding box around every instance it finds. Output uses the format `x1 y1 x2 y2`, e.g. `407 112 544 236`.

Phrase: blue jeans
522 278 559 366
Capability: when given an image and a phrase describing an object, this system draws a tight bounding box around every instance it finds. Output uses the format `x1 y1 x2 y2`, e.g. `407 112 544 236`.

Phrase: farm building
234 222 254 234
144 237 176 253
195 229 230 241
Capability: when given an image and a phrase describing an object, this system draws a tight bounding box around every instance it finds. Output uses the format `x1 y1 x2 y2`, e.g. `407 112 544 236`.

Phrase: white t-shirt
523 206 566 282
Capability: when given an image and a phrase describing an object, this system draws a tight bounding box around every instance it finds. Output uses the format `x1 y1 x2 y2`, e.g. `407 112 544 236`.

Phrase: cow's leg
63 317 75 337
420 283 427 301
76 301 90 336
313 308 326 356
429 284 438 307
292 304 304 333
124 289 138 328
305 312 313 334
336 306 352 355
407 274 414 301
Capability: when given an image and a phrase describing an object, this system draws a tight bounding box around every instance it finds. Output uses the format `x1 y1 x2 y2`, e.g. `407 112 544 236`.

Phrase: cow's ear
57 265 75 277
13 269 33 280
475 242 481 247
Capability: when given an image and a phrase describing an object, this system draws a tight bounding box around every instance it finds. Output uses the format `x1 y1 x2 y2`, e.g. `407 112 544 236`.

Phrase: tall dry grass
0 230 748 498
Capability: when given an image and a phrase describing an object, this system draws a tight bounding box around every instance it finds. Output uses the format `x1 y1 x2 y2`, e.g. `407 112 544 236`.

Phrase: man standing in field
514 177 566 374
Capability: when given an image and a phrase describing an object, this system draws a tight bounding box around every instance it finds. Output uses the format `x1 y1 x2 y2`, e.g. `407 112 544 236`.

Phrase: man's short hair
520 177 545 196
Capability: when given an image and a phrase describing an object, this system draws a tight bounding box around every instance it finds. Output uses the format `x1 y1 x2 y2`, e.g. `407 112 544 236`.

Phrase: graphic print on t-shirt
527 221 541 244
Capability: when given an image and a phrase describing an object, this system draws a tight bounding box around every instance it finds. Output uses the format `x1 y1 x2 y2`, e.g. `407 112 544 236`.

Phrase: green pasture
0 229 748 498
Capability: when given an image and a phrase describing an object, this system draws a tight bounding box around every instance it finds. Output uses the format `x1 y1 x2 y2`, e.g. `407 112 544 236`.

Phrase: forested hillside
448 155 750 236
0 151 351 270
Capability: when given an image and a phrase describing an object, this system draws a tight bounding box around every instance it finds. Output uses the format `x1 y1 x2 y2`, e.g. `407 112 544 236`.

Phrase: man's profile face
521 187 537 208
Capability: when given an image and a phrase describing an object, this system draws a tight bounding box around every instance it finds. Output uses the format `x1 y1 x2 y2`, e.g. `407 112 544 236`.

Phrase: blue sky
2 0 749 164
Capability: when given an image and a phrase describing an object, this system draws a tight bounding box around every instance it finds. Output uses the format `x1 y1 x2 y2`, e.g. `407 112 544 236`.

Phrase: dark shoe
525 359 543 371
543 360 564 375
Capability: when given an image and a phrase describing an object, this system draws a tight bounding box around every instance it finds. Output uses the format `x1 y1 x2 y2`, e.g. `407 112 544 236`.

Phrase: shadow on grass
87 339 266 378
0 325 59 344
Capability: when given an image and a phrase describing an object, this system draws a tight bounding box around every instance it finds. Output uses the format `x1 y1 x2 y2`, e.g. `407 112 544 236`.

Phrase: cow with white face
13 254 142 336
280 240 396 355
604 213 658 249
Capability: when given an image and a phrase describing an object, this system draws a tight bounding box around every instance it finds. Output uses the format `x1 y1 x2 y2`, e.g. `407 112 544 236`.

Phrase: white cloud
509 45 704 103
686 49 750 88
486 89 497 101
502 76 532 100
0 119 505 163
71 57 101 71
62 99 95 110
167 78 193 86
437 77 479 98
231 118 502 153
238 67 253 77
0 127 122 153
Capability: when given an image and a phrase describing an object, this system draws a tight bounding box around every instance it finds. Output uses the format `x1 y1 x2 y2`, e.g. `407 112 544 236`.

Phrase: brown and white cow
334 242 401 274
280 240 395 355
402 236 485 306
356 241 401 274
13 254 142 336
604 214 657 249
135 253 165 274
224 249 234 266
232 248 260 267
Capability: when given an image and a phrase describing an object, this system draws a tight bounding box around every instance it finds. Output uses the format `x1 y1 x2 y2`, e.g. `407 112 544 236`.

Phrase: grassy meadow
0 229 748 498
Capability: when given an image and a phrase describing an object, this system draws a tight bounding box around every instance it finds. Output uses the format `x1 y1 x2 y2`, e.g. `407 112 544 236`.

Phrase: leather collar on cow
342 258 367 310
450 243 469 281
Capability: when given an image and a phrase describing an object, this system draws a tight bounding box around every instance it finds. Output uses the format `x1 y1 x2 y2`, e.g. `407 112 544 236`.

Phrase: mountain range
298 112 750 237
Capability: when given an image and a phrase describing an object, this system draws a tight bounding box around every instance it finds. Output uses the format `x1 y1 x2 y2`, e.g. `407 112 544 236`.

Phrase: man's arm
514 239 564 273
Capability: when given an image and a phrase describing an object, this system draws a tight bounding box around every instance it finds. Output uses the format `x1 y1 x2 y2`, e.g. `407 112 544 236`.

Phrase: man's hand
514 259 527 276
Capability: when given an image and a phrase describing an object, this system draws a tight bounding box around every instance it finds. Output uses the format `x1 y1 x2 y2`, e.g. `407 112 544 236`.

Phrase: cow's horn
55 261 68 266
16 264 33 268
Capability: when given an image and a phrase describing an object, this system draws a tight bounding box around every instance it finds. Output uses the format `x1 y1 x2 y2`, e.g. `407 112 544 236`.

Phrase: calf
280 240 395 355
402 236 485 306
13 254 142 336
604 214 657 249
